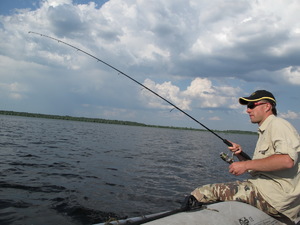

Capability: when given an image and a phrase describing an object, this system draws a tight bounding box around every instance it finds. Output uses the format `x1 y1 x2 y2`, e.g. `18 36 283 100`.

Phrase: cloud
0 82 28 100
209 116 221 121
141 78 191 110
280 110 299 120
1 0 300 131
47 3 85 36
183 77 241 109
281 66 300 85
140 77 241 111
3 0 300 82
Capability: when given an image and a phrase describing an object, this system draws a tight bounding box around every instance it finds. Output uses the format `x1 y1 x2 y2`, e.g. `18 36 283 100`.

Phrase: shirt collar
258 115 275 133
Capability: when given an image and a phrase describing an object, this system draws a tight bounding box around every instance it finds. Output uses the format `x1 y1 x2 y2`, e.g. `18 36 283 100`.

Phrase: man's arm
229 154 294 176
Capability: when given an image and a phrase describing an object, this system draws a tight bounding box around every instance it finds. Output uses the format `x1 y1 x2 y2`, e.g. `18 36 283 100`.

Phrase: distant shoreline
0 110 256 135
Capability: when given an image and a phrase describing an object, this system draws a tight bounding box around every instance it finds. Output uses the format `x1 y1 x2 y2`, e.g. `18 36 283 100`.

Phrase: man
191 90 300 224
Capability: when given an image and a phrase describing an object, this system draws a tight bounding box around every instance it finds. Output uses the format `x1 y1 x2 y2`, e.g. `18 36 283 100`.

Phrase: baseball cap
239 90 276 105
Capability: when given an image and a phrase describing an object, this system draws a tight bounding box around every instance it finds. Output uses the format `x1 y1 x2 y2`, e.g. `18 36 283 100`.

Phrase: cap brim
239 97 253 105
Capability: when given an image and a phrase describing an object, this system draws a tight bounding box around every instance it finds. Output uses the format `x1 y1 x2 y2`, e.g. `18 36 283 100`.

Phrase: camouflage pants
191 180 280 217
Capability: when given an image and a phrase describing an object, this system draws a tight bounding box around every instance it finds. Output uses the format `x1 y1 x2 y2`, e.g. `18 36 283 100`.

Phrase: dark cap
239 90 276 105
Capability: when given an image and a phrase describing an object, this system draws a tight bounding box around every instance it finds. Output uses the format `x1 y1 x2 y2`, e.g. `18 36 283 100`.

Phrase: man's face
246 101 270 125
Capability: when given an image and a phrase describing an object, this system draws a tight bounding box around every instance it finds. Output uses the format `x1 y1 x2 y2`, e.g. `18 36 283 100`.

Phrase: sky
0 0 300 133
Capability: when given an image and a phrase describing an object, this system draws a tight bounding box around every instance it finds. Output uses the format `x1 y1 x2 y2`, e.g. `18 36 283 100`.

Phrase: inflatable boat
96 201 290 225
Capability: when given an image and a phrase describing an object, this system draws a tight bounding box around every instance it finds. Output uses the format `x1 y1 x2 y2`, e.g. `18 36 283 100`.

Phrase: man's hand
229 161 248 176
228 142 243 155
227 141 250 161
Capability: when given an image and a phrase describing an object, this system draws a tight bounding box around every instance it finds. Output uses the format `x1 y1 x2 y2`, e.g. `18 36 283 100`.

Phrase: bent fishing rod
28 31 251 161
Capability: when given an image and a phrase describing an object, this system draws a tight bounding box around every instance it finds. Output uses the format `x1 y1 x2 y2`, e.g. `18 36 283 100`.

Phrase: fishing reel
220 152 234 164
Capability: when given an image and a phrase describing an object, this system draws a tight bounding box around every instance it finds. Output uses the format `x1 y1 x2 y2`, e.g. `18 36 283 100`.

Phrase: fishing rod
98 195 203 225
28 31 251 161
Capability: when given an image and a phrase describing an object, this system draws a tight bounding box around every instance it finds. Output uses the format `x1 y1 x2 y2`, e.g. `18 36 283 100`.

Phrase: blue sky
0 0 300 132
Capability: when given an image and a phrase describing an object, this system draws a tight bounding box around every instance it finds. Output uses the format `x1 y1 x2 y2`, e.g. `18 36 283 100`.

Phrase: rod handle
223 139 252 160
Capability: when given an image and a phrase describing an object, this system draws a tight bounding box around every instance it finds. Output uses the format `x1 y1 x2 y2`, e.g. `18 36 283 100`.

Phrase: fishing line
28 31 251 160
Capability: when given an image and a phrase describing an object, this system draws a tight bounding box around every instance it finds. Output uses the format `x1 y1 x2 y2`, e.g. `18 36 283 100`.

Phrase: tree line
0 110 256 135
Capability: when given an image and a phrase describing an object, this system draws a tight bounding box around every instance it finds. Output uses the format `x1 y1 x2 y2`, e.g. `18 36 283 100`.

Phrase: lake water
0 115 258 225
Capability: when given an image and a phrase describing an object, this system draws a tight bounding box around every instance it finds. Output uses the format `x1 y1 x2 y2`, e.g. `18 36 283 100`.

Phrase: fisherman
190 90 300 224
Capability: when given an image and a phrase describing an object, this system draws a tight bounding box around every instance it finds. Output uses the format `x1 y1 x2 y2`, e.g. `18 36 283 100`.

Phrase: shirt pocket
258 144 270 156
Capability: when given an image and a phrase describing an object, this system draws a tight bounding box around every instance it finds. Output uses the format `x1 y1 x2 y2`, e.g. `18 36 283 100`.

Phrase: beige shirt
248 115 300 222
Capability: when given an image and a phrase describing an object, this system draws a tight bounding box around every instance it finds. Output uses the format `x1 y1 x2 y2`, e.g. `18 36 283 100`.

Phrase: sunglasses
247 102 267 109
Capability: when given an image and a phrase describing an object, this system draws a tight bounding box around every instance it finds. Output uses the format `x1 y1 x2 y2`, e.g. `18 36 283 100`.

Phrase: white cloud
140 77 241 111
280 110 299 120
281 66 300 85
209 116 221 121
183 77 240 108
50 0 72 6
141 78 191 110
0 82 28 100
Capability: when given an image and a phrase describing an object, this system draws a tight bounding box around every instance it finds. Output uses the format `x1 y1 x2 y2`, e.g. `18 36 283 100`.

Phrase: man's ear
266 103 272 112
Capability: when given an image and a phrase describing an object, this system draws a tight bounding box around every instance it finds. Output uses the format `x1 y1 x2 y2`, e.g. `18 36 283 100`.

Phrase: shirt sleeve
271 118 300 163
